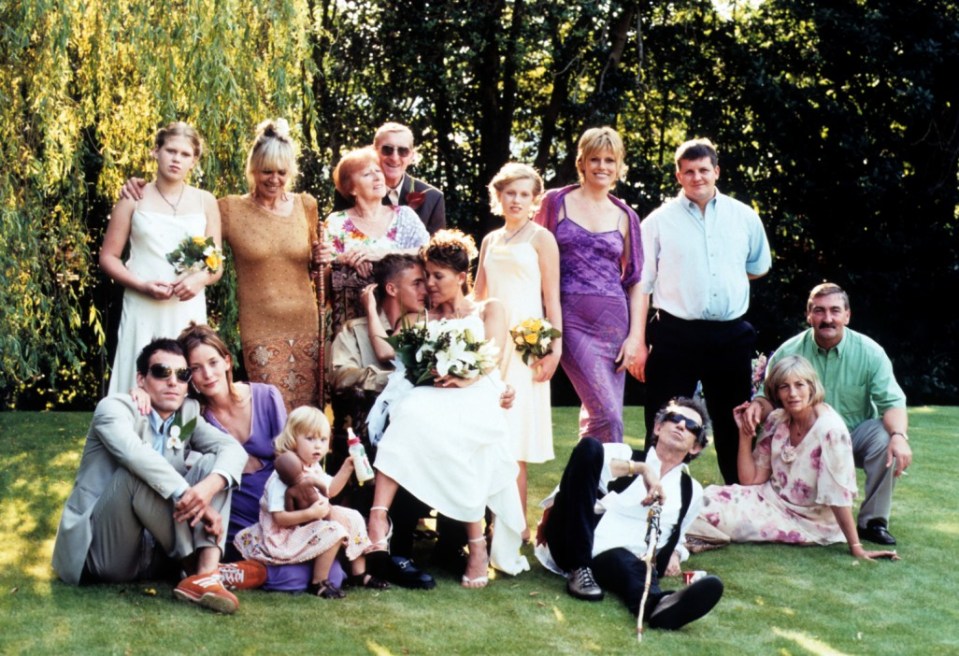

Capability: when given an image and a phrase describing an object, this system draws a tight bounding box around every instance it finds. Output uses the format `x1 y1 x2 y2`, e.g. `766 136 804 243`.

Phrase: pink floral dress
234 462 371 565
697 405 857 545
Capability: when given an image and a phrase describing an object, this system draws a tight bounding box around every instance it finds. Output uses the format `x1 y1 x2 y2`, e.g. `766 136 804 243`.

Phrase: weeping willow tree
3 0 956 408
0 0 314 408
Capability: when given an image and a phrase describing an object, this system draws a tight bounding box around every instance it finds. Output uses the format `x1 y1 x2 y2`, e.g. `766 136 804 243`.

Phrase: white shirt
640 190 771 321
591 448 702 561
535 444 702 574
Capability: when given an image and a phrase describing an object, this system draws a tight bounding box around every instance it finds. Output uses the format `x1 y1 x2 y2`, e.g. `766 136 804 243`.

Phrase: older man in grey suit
52 338 255 613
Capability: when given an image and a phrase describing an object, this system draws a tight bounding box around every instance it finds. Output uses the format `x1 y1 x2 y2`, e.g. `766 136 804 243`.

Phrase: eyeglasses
663 411 703 434
379 145 412 158
148 363 192 383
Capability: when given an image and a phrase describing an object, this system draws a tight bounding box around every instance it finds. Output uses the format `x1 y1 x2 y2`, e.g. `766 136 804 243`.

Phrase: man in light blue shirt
633 138 771 485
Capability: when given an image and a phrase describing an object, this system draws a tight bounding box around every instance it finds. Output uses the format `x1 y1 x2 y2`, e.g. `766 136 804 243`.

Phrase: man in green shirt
742 283 913 545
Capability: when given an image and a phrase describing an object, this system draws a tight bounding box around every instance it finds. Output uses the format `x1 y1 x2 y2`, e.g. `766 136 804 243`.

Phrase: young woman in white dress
474 162 562 541
101 122 221 394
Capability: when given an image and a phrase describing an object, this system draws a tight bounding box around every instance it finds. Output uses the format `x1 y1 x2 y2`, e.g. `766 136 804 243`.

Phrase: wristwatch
890 431 909 442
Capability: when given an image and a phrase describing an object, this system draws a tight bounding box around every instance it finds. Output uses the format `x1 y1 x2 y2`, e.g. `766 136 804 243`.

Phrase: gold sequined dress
220 194 320 410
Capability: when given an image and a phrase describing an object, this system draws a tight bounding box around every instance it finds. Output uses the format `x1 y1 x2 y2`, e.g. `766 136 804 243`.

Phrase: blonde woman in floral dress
474 162 561 541
689 355 899 560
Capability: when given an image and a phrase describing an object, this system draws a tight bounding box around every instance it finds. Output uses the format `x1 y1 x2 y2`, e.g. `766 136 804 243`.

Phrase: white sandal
367 506 393 554
461 536 490 589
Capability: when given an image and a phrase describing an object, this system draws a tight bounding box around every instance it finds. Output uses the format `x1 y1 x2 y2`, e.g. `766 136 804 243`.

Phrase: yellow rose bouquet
509 317 562 365
166 235 224 275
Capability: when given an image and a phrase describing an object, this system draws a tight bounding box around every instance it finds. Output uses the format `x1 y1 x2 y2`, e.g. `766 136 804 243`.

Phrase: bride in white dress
367 229 529 588
100 122 222 394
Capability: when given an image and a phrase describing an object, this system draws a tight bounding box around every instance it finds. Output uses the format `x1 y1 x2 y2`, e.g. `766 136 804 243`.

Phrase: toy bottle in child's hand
347 428 375 484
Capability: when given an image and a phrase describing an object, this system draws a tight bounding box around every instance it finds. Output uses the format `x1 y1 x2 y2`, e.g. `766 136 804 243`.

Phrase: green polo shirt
758 328 906 431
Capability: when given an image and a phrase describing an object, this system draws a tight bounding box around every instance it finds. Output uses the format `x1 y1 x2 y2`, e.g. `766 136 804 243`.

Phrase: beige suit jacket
52 395 246 584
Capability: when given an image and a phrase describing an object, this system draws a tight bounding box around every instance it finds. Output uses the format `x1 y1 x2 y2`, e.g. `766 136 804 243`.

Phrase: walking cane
312 218 326 408
636 497 663 643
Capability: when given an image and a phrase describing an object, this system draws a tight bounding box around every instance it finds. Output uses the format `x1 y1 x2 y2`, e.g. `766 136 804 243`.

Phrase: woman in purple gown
533 127 643 443
178 322 327 591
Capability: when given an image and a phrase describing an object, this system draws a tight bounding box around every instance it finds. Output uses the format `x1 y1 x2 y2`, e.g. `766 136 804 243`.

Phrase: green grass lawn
1 407 957 655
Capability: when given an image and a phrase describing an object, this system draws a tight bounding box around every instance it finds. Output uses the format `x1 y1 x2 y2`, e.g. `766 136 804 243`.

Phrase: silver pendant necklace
157 184 186 215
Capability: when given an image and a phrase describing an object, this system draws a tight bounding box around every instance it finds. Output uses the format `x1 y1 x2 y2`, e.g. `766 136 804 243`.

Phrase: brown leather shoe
219 560 268 590
174 572 239 614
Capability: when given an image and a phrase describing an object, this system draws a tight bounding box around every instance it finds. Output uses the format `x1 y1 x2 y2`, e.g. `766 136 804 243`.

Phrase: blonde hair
764 355 826 408
245 118 299 193
332 146 380 198
274 406 330 455
154 121 203 159
487 162 544 216
575 126 627 186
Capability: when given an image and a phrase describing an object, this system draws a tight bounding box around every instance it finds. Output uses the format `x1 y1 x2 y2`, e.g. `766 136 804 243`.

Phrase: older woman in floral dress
688 355 899 561
323 146 430 337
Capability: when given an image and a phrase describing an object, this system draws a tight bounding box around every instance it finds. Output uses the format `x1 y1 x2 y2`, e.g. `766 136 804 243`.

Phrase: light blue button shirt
147 411 190 499
640 190 771 321
147 411 176 454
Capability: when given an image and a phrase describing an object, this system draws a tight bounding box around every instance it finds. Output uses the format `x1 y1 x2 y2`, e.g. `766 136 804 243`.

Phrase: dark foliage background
2 0 956 409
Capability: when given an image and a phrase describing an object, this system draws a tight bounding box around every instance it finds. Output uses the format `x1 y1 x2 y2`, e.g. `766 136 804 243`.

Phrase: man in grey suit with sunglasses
332 122 445 234
52 338 251 613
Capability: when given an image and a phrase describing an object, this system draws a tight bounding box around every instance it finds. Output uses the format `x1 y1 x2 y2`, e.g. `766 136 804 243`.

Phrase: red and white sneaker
174 572 239 614
219 560 268 591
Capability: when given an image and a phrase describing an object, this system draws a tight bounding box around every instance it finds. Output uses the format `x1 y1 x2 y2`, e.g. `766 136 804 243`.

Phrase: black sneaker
566 566 604 601
648 575 724 630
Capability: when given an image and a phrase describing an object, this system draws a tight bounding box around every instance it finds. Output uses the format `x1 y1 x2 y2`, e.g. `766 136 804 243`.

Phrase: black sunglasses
148 363 192 383
663 411 703 434
379 145 411 157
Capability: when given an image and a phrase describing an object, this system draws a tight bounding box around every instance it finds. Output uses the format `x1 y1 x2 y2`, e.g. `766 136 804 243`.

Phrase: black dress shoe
858 519 896 545
648 576 724 631
381 556 436 590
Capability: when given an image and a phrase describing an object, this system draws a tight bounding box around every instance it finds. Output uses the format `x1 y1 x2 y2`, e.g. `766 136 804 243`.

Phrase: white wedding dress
372 314 530 575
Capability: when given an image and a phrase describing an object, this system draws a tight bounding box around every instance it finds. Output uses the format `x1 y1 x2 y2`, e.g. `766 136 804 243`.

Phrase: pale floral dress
696 405 857 545
234 462 371 564
323 205 429 338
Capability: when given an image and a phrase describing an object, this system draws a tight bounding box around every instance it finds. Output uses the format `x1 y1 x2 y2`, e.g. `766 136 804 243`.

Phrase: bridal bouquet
509 317 562 365
166 235 224 275
388 316 499 386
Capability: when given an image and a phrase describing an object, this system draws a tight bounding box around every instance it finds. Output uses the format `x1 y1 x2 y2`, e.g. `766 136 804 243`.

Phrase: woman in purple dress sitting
533 127 643 443
177 323 337 590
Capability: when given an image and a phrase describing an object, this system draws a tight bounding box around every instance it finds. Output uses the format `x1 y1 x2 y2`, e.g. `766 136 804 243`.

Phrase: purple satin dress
205 383 342 590
534 186 643 443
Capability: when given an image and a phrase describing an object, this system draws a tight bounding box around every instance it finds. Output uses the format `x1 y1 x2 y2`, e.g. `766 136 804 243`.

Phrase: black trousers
593 548 667 617
644 311 756 484
544 439 668 617
543 438 605 572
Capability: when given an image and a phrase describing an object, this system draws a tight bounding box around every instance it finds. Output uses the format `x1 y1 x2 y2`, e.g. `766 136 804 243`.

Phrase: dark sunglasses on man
662 411 703 435
148 363 192 383
379 145 411 157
